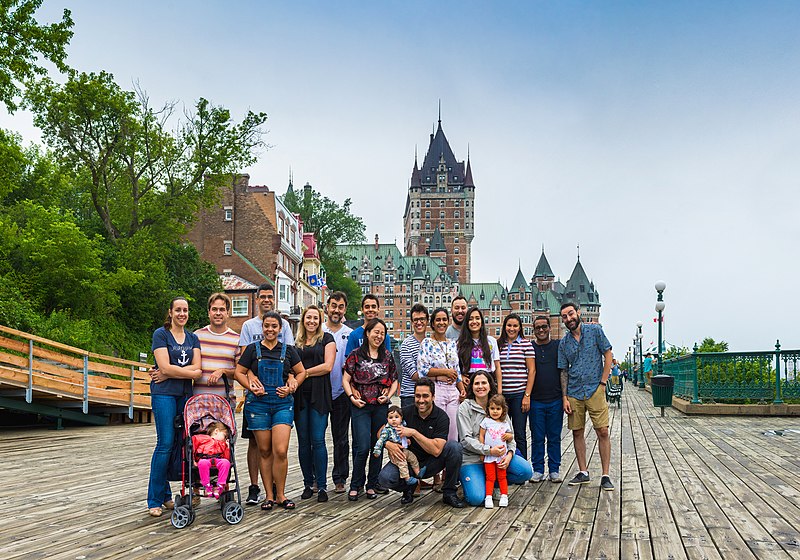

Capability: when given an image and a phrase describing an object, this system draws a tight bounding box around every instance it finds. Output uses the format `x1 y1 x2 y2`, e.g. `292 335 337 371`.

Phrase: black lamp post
655 281 666 374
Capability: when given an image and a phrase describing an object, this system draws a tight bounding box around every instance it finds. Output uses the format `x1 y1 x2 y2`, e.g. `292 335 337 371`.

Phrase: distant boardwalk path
2 389 800 559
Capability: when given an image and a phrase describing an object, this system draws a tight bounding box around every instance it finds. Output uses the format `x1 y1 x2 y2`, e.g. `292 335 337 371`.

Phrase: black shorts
241 411 253 439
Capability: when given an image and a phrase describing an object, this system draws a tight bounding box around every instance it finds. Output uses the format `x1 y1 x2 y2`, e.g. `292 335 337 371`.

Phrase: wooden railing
0 325 153 420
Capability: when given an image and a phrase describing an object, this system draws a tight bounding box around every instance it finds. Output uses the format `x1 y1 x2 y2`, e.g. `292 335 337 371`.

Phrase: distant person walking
147 296 202 517
643 353 653 386
558 302 614 491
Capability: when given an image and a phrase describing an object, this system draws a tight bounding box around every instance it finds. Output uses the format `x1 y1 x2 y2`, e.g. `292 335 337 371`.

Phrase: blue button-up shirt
558 322 612 400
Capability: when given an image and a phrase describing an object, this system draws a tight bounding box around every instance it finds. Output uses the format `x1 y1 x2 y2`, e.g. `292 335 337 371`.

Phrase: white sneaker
499 494 508 507
549 472 562 482
530 472 545 483
484 495 493 509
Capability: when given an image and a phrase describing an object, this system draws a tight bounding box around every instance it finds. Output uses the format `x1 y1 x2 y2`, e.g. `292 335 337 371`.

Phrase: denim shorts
245 394 294 430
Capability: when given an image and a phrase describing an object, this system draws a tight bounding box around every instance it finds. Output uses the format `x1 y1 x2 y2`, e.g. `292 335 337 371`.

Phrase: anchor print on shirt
177 348 190 366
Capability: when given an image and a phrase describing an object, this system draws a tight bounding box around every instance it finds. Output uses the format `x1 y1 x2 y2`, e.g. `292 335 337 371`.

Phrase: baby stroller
606 374 623 409
171 393 244 528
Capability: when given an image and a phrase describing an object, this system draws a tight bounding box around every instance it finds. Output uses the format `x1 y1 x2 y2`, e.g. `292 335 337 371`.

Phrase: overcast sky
3 1 799 353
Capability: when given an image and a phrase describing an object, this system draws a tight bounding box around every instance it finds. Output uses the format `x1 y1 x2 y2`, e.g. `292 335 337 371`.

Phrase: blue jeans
460 454 533 506
529 398 563 475
147 394 187 509
504 392 529 460
295 405 329 491
350 402 388 491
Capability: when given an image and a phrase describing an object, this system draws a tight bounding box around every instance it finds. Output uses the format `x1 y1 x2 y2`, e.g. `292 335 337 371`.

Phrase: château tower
402 116 475 283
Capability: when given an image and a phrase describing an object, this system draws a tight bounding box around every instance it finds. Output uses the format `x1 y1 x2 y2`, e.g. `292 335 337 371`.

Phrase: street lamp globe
655 281 666 293
636 321 643 328
655 301 666 312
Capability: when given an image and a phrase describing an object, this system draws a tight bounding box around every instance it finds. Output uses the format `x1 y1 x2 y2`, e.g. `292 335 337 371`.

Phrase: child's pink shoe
204 484 215 497
214 485 225 499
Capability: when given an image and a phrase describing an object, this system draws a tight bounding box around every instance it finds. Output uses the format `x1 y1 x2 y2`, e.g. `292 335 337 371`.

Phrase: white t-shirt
322 322 353 400
480 417 512 463
239 316 294 347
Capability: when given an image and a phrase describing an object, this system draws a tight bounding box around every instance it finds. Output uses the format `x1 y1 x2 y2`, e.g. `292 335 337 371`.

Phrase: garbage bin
651 374 674 416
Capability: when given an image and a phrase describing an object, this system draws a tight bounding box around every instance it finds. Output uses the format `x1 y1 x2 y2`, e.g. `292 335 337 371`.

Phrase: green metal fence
662 341 800 404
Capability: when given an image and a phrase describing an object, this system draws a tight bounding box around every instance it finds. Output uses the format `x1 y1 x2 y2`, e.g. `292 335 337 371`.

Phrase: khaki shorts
567 385 609 431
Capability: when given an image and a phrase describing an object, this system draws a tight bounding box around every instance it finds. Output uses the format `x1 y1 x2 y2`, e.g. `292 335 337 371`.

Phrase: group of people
146 284 616 517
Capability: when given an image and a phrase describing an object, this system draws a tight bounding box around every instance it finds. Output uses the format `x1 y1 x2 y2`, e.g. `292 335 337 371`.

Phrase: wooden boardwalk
2 388 800 559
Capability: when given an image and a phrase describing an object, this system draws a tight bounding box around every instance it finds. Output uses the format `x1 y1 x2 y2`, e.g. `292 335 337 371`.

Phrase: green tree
664 345 690 359
0 0 73 112
696 337 729 353
27 71 268 243
282 183 366 260
281 182 365 318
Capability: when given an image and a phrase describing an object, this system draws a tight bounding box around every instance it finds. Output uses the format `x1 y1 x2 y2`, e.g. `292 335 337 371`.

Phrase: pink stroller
171 393 244 528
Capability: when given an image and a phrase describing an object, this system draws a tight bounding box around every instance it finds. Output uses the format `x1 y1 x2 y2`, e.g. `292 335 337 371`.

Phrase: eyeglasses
534 325 550 331
412 317 428 323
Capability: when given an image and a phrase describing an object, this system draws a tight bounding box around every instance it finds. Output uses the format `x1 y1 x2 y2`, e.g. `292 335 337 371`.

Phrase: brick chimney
374 234 379 250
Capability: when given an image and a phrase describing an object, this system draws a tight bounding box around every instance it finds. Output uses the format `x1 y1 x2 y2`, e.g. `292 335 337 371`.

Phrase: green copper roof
509 267 529 294
534 250 555 278
336 243 450 283
564 259 599 306
458 282 511 310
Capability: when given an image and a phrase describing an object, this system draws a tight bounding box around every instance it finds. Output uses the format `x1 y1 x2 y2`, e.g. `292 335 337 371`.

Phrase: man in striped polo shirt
194 292 240 403
399 304 429 409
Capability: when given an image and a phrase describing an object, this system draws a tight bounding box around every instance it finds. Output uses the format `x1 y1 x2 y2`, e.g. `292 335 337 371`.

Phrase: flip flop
260 500 274 511
148 507 163 517
279 499 296 510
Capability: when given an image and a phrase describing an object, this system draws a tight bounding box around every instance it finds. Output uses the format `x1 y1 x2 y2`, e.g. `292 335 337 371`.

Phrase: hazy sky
3 1 799 353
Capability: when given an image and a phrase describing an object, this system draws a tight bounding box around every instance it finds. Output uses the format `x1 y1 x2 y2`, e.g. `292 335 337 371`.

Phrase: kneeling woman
235 311 306 510
457 370 533 506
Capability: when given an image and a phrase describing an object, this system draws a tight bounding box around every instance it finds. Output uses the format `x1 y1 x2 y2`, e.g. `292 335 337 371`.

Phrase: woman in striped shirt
497 313 536 460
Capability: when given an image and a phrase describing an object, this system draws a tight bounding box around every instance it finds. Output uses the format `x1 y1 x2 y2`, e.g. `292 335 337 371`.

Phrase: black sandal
279 499 296 510
348 491 358 501
260 500 274 511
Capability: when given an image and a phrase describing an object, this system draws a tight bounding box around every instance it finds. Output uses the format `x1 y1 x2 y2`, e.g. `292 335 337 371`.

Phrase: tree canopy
0 0 73 112
26 71 268 242
282 183 365 318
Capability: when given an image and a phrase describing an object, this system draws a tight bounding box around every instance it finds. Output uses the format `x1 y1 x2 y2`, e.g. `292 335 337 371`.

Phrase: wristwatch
524 393 530 397
599 381 607 386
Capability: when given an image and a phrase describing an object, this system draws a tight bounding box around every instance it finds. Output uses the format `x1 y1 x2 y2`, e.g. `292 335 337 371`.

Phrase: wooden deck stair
0 325 153 425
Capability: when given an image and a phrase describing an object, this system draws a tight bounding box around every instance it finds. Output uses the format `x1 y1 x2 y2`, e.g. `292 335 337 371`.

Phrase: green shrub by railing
662 341 800 404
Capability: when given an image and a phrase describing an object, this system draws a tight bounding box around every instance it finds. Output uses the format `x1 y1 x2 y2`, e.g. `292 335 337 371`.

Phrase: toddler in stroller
171 393 243 528
192 421 231 499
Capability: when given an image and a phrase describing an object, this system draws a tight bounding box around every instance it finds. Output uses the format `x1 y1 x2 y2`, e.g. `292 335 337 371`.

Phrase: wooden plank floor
2 388 800 559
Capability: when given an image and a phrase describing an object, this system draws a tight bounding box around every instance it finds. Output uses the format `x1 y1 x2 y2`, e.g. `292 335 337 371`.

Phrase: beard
453 314 465 327
566 317 580 332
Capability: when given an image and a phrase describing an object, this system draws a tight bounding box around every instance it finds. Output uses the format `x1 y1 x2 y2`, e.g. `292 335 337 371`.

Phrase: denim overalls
244 342 294 430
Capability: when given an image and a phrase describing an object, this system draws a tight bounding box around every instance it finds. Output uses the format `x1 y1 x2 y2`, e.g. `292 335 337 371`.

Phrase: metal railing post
27 339 34 403
774 340 783 404
83 355 89 414
691 343 701 404
129 365 135 420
